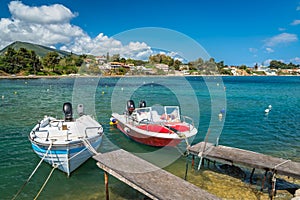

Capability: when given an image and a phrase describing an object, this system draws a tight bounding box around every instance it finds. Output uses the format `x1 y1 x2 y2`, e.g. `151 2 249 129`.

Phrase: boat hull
30 135 102 176
116 121 182 147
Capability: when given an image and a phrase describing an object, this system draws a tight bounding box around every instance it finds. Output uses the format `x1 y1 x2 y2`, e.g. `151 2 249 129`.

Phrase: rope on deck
12 142 53 200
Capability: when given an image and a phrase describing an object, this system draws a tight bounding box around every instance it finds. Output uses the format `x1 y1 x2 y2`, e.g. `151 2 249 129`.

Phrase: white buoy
265 108 270 113
268 105 272 110
218 113 223 120
1 95 4 100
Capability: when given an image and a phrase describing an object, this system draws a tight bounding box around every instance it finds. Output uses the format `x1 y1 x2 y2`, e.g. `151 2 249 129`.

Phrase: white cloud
290 57 300 63
249 47 257 53
291 20 300 25
278 27 286 31
61 33 153 60
0 1 84 48
297 6 300 11
8 1 76 24
263 59 272 66
265 47 274 53
264 33 298 47
0 1 155 61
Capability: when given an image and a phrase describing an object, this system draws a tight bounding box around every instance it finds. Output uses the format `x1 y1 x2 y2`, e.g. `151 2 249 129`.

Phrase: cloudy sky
0 0 299 66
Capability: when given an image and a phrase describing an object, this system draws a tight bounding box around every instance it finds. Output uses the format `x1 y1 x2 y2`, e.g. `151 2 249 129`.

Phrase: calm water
0 76 299 199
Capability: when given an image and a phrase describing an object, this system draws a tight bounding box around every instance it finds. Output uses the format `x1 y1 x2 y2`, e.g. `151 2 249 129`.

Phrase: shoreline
0 74 299 79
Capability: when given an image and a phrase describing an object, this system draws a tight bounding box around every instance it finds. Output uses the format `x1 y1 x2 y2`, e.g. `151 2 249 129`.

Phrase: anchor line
34 164 58 200
12 142 53 200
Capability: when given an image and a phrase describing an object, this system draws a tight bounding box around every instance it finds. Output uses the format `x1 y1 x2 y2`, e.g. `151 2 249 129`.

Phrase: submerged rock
217 164 246 179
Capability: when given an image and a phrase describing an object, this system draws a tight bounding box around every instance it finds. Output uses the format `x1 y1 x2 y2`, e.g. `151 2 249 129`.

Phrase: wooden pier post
184 155 189 180
250 168 255 184
94 149 220 200
104 171 109 200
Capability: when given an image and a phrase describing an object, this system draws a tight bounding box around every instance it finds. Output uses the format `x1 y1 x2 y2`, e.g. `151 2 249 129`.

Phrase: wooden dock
188 142 300 179
93 149 220 200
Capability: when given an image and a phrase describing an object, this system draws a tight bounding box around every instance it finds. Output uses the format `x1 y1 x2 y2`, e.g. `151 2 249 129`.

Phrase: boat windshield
133 106 181 123
134 107 152 122
164 106 180 122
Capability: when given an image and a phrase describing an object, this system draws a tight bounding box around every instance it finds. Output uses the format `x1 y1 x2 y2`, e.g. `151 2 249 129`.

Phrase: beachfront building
95 56 107 65
256 66 277 75
155 63 169 72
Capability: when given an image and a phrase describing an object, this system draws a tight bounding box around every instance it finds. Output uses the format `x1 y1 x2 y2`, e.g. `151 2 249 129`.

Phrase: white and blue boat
28 102 103 176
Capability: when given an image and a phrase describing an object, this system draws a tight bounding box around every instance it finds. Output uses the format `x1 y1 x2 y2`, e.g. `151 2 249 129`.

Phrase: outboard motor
63 102 73 121
139 100 146 108
77 104 84 117
127 100 135 115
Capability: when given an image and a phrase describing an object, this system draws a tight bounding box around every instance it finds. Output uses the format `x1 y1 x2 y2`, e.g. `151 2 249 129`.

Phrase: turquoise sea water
0 76 299 199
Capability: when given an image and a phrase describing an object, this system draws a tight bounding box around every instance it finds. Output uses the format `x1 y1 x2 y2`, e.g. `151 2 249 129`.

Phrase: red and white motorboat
111 100 197 147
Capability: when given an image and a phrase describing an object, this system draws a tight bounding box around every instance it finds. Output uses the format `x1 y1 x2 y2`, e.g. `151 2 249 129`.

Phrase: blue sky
0 0 299 66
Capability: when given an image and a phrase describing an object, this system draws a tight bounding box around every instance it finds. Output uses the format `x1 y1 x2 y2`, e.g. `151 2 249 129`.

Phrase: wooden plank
93 149 220 200
188 142 300 179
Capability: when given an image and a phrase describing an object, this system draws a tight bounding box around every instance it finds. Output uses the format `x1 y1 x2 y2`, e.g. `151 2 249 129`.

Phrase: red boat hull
116 123 181 147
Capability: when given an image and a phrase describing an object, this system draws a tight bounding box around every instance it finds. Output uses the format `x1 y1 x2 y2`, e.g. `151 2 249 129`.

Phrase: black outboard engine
127 100 135 115
139 100 146 108
63 102 73 121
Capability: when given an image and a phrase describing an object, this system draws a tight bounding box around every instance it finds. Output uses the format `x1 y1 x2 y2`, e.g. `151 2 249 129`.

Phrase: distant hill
0 41 74 58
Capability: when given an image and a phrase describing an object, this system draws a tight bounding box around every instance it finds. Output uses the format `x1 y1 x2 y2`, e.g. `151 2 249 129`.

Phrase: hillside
0 41 73 58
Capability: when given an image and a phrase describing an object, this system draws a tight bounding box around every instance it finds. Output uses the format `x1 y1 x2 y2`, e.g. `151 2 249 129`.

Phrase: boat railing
181 115 195 132
33 130 50 141
84 126 103 138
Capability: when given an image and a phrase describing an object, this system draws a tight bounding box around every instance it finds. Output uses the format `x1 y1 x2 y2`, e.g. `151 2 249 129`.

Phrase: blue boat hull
30 135 102 176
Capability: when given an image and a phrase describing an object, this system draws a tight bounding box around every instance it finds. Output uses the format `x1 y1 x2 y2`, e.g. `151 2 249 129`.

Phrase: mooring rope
12 142 53 200
34 164 58 200
274 159 291 169
197 129 211 170
81 138 98 155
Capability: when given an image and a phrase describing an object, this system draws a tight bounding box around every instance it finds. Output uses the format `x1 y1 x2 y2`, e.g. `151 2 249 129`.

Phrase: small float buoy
265 108 270 113
109 117 118 125
218 113 223 120
220 108 225 114
1 95 4 100
268 105 272 110
14 91 17 95
102 91 105 95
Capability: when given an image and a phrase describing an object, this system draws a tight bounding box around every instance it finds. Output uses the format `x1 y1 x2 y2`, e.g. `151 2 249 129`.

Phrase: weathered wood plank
189 142 300 179
93 149 220 200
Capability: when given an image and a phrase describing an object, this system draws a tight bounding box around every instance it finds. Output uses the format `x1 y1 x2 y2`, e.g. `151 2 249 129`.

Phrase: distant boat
28 102 104 176
111 100 197 147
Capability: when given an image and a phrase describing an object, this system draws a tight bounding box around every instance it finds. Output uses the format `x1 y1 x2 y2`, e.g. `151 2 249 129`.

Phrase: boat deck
188 142 300 179
93 149 220 200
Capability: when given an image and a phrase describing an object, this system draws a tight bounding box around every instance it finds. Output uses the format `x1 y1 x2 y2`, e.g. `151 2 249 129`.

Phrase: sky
0 0 299 66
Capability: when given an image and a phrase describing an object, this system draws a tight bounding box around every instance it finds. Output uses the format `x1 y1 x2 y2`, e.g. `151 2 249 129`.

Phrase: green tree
43 52 60 72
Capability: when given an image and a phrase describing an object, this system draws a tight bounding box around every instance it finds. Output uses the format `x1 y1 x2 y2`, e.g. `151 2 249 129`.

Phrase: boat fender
98 126 104 134
124 127 130 133
109 117 118 125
